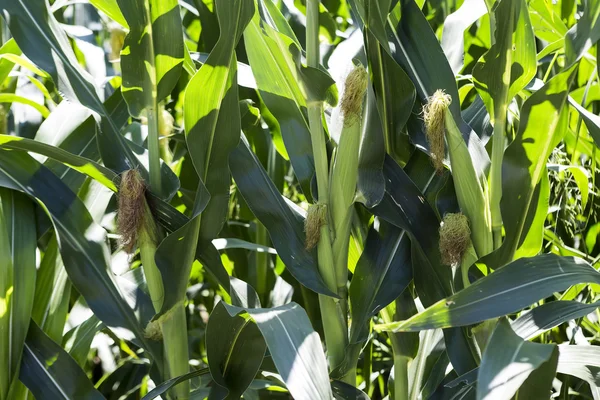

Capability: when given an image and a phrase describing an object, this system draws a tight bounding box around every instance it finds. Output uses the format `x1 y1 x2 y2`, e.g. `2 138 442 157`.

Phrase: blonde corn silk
423 89 452 173
341 65 368 127
439 213 471 266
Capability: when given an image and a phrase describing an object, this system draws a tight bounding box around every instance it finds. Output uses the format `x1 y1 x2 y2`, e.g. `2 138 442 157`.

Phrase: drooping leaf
376 254 600 332
371 156 479 374
229 136 336 297
477 319 558 400
19 320 105 400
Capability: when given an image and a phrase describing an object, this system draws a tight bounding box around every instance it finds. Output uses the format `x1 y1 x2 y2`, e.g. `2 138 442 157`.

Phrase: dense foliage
0 0 599 399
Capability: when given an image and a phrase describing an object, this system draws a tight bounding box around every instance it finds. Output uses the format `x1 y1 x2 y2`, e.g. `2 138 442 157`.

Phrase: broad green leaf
376 254 600 332
19 320 104 400
220 302 333 400
117 0 184 116
229 136 336 297
206 302 267 399
0 189 36 400
473 0 536 120
512 300 600 340
331 380 370 400
31 237 71 344
154 0 254 318
372 156 451 308
243 5 320 199
96 361 150 399
492 66 576 266
0 151 162 366
441 0 488 74
62 315 104 368
556 346 600 399
477 319 558 400
141 368 211 400
184 0 253 239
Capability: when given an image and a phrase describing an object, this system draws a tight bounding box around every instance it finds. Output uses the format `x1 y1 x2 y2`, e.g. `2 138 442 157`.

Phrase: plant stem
160 305 190 400
306 0 349 379
147 106 162 193
489 102 507 249
392 354 409 400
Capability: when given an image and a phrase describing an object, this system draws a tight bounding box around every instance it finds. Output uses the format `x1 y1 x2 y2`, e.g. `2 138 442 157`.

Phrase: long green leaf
477 319 557 400
0 189 36 400
19 320 104 400
376 254 600 332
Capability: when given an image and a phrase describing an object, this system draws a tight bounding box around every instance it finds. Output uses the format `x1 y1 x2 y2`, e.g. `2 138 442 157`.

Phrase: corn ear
423 92 493 258
444 113 493 258
330 65 368 290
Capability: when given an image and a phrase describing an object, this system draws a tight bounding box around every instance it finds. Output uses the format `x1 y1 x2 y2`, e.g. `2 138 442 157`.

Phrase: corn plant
0 0 600 399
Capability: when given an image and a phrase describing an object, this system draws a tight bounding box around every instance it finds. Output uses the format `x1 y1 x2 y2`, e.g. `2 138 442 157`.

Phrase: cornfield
0 0 599 398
